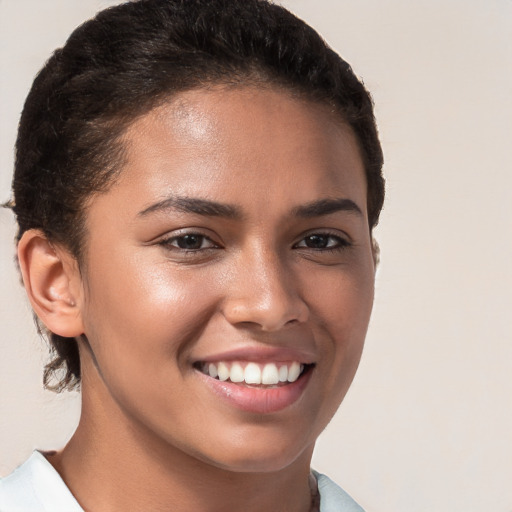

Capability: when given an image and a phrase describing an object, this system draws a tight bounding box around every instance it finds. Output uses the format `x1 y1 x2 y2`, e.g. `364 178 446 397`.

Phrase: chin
206 450 311 474
190 428 316 474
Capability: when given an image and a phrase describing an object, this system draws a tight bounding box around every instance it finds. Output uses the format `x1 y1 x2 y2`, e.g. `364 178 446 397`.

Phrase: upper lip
191 345 317 365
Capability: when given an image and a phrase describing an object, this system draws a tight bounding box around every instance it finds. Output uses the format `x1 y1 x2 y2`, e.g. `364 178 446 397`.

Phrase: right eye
159 233 218 251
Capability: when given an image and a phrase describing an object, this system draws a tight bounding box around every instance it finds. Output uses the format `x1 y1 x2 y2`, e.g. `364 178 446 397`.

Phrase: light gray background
1 1 511 511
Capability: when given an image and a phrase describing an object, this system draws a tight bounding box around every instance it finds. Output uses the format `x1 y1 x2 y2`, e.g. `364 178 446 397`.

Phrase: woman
0 0 384 510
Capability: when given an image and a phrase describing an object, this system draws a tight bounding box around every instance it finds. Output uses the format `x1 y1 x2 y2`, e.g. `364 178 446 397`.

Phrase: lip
192 346 317 365
195 364 314 414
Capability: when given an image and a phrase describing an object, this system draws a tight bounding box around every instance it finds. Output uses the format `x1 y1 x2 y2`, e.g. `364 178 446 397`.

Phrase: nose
221 248 309 331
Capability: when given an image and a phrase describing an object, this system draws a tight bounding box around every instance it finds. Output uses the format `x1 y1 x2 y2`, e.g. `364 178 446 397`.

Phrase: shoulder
0 452 82 512
314 470 365 512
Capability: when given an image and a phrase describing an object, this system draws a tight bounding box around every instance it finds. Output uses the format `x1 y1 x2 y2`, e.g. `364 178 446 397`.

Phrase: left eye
161 234 217 250
295 234 348 250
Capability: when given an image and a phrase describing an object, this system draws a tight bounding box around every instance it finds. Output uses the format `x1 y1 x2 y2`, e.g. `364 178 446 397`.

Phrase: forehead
98 86 367 220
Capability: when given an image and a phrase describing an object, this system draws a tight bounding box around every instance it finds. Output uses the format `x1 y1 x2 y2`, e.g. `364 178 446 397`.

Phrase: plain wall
1 1 511 511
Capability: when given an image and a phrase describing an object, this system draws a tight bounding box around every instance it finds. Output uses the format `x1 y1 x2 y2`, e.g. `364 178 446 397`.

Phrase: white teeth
261 363 279 385
201 361 307 385
217 362 230 381
244 363 262 384
208 363 218 379
287 362 301 382
230 363 244 383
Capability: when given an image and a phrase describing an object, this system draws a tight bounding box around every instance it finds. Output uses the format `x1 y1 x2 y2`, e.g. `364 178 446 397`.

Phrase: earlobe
17 229 84 338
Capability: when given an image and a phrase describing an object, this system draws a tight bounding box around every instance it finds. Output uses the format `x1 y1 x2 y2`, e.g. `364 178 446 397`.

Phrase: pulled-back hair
9 0 384 391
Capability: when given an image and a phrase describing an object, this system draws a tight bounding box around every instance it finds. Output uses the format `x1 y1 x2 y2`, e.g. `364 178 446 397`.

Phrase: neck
48 362 315 512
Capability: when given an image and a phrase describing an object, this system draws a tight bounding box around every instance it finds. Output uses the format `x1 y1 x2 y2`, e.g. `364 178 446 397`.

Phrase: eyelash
158 233 220 252
293 232 351 253
158 231 351 254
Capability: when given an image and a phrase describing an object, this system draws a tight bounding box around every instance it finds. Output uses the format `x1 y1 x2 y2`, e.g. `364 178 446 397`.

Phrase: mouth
194 360 313 387
193 359 315 414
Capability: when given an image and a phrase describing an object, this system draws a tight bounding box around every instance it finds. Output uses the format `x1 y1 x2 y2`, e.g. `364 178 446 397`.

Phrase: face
76 86 375 473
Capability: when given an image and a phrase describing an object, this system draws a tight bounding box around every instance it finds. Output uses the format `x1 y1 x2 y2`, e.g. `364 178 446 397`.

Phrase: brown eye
295 234 349 250
175 235 205 250
160 233 218 251
304 235 330 249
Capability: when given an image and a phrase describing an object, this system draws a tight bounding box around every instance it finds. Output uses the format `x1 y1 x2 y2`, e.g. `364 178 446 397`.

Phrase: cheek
78 256 219 428
88 247 211 317
80 250 222 376
307 260 374 336
305 261 374 389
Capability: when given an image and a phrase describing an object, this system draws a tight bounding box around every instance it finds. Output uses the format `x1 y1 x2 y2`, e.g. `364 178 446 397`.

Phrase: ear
17 229 84 338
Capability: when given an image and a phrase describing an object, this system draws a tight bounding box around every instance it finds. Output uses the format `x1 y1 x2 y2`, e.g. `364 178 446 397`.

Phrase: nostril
222 301 309 332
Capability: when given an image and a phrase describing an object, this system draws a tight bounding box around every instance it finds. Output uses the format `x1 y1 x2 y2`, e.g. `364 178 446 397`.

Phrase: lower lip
196 369 313 414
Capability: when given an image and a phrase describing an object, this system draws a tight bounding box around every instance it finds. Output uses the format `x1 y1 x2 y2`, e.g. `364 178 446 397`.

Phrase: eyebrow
138 196 363 220
291 198 363 218
138 196 243 219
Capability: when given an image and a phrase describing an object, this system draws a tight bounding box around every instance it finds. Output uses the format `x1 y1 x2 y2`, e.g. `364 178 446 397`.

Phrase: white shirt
0 452 364 511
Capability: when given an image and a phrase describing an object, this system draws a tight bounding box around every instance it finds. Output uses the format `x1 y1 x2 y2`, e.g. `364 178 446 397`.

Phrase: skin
19 86 376 512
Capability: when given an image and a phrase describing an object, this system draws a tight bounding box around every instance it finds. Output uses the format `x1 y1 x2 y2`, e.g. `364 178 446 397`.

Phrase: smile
197 361 308 386
194 358 315 414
